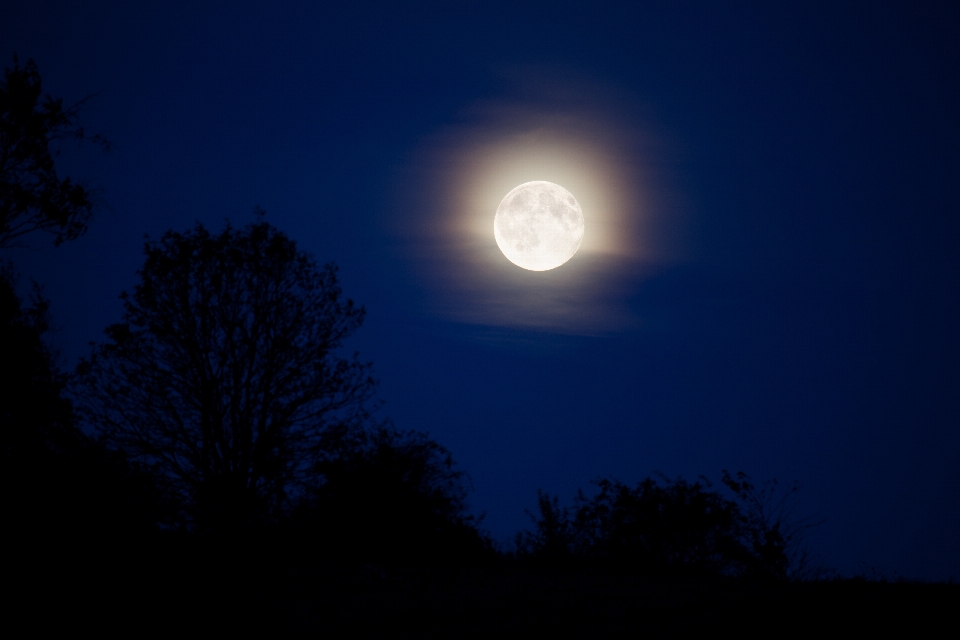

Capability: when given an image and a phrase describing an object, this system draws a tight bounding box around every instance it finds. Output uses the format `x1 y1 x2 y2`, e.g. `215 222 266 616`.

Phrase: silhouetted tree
1 262 72 467
289 424 492 564
721 470 820 580
1 265 162 549
515 490 576 563
75 218 378 531
0 49 158 568
517 475 750 576
0 56 108 248
517 472 812 580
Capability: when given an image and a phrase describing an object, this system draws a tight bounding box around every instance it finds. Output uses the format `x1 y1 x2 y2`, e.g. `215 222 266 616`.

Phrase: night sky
3 1 958 580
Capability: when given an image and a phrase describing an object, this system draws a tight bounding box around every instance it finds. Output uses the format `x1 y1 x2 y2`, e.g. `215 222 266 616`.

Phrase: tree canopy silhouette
75 217 378 531
0 56 157 555
0 264 71 449
1 265 162 551
291 424 491 564
517 473 811 580
0 56 108 248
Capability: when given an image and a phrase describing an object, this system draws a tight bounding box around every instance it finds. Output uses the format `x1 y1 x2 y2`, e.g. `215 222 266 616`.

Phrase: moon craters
494 181 584 271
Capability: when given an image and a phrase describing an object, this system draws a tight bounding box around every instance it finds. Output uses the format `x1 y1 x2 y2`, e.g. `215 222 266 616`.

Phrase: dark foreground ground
8 541 957 637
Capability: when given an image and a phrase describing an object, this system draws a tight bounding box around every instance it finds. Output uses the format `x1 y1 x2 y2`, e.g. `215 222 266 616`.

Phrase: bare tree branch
73 218 378 530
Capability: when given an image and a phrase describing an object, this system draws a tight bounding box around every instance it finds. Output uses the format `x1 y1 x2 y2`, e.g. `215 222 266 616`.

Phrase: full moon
494 181 584 271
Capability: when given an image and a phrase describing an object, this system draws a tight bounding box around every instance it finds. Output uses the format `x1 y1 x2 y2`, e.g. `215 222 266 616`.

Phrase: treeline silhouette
515 473 811 581
3 56 956 635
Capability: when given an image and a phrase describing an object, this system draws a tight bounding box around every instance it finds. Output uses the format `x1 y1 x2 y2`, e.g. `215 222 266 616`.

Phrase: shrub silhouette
287 424 492 564
518 473 805 579
721 470 821 580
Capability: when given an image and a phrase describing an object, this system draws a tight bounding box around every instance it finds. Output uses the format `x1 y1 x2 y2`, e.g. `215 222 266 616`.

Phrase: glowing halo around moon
386 70 688 333
494 181 584 271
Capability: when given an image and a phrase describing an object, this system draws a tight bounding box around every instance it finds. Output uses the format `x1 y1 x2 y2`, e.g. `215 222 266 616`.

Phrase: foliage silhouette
1 265 162 551
75 217 379 532
0 56 108 248
0 264 71 453
721 469 822 580
517 473 807 579
0 55 158 593
284 423 492 564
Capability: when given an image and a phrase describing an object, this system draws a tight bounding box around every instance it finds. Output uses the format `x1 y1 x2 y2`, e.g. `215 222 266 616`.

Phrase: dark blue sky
3 1 958 580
